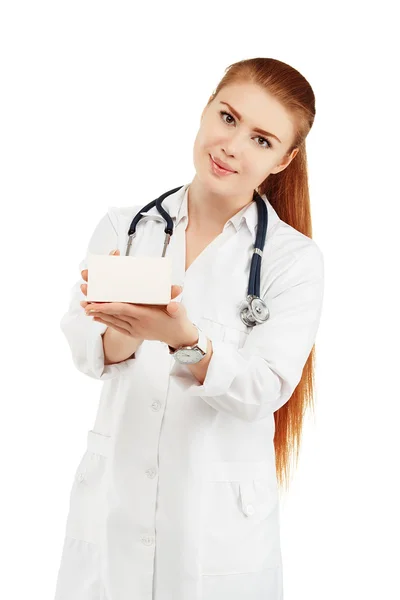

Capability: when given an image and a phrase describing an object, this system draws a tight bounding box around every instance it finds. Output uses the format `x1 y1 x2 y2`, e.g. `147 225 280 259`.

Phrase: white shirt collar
162 182 280 236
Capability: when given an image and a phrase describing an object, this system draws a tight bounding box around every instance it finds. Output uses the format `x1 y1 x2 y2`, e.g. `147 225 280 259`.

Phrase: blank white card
86 254 172 305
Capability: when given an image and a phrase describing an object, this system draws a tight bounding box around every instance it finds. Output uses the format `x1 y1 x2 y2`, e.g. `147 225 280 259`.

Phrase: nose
218 148 239 173
220 134 243 164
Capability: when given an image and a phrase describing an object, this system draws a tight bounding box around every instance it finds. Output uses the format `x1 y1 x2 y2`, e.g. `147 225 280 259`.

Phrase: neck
187 175 255 233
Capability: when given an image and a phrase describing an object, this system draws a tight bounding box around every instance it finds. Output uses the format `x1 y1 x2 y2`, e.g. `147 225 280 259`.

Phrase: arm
102 326 143 365
170 244 325 421
186 336 214 385
60 209 142 380
170 325 214 385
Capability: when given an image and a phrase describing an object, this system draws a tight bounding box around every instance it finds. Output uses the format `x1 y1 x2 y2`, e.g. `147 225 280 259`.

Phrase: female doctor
54 57 325 600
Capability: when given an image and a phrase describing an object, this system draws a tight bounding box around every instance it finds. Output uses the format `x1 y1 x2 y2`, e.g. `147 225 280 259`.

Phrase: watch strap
168 324 207 356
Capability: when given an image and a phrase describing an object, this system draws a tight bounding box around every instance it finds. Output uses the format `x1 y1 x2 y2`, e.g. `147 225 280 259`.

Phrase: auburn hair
204 57 318 493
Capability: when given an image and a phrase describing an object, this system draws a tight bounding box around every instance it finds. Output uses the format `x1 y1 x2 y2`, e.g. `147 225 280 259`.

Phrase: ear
270 147 299 174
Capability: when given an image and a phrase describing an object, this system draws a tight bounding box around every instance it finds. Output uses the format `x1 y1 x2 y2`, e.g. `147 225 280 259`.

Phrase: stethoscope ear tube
126 185 183 258
128 185 183 237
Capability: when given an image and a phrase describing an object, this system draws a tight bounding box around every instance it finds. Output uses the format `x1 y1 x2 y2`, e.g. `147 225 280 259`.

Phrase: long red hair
205 58 318 492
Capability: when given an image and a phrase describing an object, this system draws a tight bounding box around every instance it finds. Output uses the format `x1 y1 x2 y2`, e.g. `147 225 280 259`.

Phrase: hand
80 249 194 346
79 248 119 310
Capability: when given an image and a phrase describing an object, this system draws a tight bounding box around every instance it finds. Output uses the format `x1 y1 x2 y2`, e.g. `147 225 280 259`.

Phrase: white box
86 253 172 304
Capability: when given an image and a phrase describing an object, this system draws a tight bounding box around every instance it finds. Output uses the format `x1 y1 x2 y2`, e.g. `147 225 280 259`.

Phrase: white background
1 1 399 598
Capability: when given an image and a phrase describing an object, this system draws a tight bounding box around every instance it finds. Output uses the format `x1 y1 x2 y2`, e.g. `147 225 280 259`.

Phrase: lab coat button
146 468 157 479
151 401 161 411
77 472 85 482
244 504 255 516
141 535 154 546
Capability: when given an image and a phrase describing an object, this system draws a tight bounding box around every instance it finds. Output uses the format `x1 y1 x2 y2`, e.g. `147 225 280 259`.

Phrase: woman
54 57 325 600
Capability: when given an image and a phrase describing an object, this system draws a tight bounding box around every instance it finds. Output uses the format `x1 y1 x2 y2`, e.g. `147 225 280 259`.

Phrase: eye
219 110 272 149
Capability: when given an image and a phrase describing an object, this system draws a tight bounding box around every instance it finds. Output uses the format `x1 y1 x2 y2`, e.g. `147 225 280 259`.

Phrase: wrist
102 326 143 364
168 322 199 350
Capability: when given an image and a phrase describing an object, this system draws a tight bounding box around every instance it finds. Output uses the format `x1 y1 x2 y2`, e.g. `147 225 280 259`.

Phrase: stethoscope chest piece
240 294 270 326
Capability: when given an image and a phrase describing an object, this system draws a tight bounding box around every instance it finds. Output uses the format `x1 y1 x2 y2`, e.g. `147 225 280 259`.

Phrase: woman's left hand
82 284 196 349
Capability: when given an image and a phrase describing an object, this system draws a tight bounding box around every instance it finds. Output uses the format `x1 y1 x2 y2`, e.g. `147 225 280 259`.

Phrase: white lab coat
54 182 324 600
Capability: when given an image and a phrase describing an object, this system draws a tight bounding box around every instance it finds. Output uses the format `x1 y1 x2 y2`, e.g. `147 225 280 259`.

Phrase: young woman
54 57 324 600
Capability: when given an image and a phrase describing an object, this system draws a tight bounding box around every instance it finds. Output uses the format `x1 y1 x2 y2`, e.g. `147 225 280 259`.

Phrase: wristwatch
168 323 208 364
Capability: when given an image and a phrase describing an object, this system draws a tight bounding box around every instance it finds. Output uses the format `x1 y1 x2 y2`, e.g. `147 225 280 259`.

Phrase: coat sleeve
178 243 325 421
60 209 137 380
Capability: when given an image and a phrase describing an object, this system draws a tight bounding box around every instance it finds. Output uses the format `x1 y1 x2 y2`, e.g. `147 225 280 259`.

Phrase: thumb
171 284 183 299
166 301 181 316
167 285 183 316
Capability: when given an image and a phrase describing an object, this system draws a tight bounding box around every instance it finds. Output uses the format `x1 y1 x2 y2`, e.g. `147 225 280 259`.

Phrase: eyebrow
220 101 282 144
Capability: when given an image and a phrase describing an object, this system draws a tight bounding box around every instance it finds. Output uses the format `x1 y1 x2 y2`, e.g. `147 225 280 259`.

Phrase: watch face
175 348 202 364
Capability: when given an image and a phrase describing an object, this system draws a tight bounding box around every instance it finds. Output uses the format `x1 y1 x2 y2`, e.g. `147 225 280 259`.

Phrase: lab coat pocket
200 317 250 350
200 273 251 349
65 429 111 545
200 466 281 576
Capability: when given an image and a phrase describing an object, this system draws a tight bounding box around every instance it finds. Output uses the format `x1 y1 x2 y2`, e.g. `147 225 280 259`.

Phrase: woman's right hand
79 249 119 310
79 249 142 338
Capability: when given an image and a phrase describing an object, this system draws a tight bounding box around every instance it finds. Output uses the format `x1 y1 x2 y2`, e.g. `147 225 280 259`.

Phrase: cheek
195 119 221 150
192 131 204 161
193 134 212 169
194 129 211 153
256 161 273 181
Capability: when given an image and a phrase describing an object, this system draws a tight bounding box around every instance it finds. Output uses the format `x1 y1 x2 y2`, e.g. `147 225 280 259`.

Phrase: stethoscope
124 185 270 327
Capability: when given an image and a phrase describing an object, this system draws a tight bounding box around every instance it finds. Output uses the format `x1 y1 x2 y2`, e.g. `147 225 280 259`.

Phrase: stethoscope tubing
126 185 269 326
248 191 268 298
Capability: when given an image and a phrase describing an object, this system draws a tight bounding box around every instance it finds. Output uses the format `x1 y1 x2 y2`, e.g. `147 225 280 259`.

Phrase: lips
210 155 237 173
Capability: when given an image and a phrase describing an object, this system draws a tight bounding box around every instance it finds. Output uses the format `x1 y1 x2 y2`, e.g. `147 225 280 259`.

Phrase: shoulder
106 205 144 235
261 219 324 295
263 199 323 269
272 220 323 266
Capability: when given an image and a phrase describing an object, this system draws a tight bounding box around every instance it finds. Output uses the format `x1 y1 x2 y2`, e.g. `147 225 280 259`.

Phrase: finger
86 302 141 319
93 317 132 337
90 312 132 333
80 283 87 296
81 299 116 309
80 249 118 282
171 284 183 299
